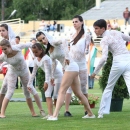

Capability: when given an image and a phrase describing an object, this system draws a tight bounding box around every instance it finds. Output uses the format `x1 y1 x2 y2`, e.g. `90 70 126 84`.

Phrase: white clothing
96 30 130 116
98 54 130 115
0 43 38 99
27 55 63 98
69 32 91 70
94 30 130 74
66 32 91 94
26 48 35 67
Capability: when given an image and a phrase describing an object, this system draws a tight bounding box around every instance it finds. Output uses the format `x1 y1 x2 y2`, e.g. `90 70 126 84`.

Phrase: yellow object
127 44 130 50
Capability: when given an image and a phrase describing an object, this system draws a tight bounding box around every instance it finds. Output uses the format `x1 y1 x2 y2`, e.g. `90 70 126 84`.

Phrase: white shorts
65 62 79 72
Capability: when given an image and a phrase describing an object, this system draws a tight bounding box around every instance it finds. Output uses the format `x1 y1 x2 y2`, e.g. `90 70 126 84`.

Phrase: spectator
39 20 47 31
123 7 130 28
46 21 51 32
107 20 112 30
87 29 92 36
50 21 57 31
15 36 22 89
111 19 119 30
30 30 36 39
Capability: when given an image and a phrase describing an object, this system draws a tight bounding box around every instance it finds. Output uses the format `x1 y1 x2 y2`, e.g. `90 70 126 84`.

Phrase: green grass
0 80 130 130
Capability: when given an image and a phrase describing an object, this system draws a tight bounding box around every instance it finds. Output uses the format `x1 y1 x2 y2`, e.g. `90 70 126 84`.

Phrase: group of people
0 15 130 121
39 20 57 32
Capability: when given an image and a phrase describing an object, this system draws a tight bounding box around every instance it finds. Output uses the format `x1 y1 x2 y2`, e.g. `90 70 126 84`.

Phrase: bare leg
33 94 46 116
46 97 53 116
71 76 93 116
0 94 5 111
54 99 57 107
26 98 37 117
0 97 9 118
65 93 71 111
52 72 78 117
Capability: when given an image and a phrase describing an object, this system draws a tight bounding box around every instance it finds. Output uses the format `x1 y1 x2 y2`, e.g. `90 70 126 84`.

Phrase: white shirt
94 30 130 74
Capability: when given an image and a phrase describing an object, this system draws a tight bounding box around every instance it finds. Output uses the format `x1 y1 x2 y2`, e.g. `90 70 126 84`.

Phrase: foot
84 111 88 115
82 114 96 119
32 115 39 117
98 114 103 118
40 110 46 117
0 114 6 118
41 115 51 119
64 111 72 117
47 116 58 121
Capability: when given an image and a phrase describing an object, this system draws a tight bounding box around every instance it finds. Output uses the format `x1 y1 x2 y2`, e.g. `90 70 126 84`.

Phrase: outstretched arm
91 39 108 77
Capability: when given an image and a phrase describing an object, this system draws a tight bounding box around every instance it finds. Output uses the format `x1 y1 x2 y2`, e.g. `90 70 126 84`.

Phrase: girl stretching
28 43 63 119
0 39 45 118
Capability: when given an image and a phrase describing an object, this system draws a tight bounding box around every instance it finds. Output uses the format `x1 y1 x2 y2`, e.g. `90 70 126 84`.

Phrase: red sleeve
0 48 2 55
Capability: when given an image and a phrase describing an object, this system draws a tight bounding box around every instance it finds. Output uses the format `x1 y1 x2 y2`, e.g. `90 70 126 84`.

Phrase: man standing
123 7 130 28
91 19 130 118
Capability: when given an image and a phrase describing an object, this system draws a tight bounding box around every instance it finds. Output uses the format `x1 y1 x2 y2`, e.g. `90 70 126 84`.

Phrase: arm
121 33 130 41
12 42 32 51
27 62 38 88
0 62 8 71
44 59 51 83
51 59 58 79
93 39 108 75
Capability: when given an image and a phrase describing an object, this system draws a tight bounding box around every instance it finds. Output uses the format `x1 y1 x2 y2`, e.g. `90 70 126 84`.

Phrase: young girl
28 43 63 119
0 39 45 118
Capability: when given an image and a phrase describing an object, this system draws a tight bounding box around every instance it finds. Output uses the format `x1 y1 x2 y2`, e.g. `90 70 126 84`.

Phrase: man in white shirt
91 19 130 118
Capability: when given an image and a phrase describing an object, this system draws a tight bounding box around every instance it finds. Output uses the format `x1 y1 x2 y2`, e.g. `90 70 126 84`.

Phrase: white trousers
0 67 37 100
98 54 130 115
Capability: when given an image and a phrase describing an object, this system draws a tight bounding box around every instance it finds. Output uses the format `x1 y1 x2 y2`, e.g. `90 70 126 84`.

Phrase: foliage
70 94 99 105
99 52 129 99
88 94 99 104
0 0 103 22
70 95 80 105
37 68 45 92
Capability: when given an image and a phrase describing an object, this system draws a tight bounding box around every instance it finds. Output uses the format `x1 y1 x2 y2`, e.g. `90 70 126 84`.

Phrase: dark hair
0 39 11 47
53 21 57 25
30 38 36 42
93 19 107 30
71 15 84 45
32 43 45 58
0 24 8 31
91 38 94 44
15 36 20 40
36 31 52 54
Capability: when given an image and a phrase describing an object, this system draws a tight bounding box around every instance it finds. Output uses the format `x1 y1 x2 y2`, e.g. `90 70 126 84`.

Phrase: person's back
101 30 129 56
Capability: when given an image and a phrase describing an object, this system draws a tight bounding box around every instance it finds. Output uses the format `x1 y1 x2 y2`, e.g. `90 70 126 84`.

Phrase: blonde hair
0 39 11 47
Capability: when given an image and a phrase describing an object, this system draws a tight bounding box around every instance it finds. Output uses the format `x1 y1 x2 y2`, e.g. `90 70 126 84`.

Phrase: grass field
0 80 130 130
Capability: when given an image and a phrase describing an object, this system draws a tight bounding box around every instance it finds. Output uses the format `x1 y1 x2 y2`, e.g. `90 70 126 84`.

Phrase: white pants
0 67 37 100
45 76 62 99
98 54 130 115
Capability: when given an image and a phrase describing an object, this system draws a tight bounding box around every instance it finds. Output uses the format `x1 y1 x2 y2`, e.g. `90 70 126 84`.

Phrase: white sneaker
82 114 96 119
98 114 103 118
47 116 58 121
41 115 51 119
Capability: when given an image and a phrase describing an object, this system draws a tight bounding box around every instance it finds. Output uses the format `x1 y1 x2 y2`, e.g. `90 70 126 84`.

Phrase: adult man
123 7 130 28
91 19 130 118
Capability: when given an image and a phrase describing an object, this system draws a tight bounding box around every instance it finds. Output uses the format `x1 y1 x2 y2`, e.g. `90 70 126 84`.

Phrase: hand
27 87 32 93
90 73 96 79
65 59 70 65
43 82 48 91
51 78 55 86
